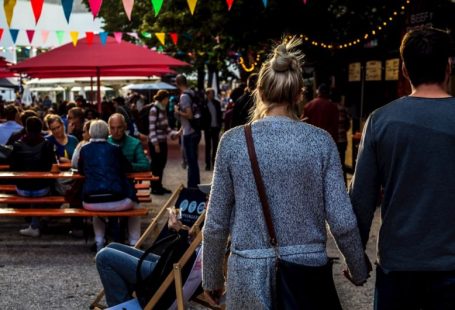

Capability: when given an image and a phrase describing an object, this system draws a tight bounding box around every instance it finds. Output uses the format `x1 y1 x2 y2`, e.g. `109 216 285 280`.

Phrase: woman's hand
204 288 224 305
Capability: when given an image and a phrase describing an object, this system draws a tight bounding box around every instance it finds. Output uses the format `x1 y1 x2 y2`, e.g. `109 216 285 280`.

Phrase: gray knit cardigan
202 116 367 309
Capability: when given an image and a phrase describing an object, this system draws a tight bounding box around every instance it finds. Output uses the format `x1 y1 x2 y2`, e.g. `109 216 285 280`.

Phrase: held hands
343 253 373 286
204 288 225 306
154 144 160 154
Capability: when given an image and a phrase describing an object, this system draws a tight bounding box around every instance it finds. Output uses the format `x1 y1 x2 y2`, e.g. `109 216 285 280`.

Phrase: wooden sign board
348 62 361 82
366 61 382 81
385 58 400 81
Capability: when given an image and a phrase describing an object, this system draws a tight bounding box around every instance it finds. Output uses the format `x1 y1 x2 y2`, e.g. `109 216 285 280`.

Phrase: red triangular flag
169 32 178 45
0 29 4 41
26 30 35 44
226 0 234 11
86 32 94 45
31 0 44 24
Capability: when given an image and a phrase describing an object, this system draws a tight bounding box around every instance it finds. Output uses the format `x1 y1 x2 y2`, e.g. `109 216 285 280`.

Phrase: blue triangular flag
61 0 74 23
262 0 267 7
9 29 19 44
99 31 108 45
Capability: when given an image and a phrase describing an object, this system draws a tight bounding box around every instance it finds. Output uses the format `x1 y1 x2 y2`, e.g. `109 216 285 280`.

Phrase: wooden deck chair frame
90 184 185 309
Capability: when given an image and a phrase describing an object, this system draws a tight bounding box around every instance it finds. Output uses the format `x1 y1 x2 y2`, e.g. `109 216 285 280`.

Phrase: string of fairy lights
239 0 411 72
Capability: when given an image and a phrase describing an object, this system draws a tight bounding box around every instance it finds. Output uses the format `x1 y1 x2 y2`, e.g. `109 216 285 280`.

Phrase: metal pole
97 68 101 113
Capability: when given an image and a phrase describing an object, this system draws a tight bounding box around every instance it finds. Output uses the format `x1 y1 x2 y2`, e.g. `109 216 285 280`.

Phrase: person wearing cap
149 90 180 195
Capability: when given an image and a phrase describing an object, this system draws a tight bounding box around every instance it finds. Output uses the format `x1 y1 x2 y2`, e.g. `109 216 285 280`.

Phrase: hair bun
271 43 300 72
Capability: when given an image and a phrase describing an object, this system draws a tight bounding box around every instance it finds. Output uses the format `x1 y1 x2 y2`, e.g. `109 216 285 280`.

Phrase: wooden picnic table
0 171 158 181
0 162 72 171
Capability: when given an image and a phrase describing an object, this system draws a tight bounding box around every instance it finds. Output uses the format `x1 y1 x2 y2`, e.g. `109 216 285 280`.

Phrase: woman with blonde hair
202 37 369 309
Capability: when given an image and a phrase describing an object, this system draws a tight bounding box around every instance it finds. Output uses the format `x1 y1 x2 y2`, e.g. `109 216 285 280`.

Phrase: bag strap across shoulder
244 124 278 247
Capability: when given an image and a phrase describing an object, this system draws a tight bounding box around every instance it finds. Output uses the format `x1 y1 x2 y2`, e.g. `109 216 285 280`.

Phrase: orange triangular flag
187 0 197 15
155 32 165 45
70 31 79 46
4 0 17 27
169 32 178 45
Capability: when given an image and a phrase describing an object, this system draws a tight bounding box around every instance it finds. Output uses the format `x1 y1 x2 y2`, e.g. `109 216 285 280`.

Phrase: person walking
202 37 369 309
349 28 455 310
202 88 222 171
174 74 201 188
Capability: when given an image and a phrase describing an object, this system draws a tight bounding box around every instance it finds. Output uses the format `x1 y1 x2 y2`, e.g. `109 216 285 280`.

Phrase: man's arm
348 114 381 248
131 140 150 172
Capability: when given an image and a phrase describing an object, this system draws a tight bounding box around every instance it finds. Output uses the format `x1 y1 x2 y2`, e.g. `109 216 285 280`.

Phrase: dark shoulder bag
244 124 342 310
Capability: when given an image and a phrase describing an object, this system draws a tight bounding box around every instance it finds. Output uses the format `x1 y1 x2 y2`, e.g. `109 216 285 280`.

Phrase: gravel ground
0 138 379 309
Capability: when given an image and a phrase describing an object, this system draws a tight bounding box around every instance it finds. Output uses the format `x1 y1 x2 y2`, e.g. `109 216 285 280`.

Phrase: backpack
137 103 160 135
183 91 203 131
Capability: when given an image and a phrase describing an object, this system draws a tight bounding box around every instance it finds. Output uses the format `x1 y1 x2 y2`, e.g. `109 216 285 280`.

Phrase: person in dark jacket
202 88 222 171
10 116 56 237
231 73 258 127
78 120 137 251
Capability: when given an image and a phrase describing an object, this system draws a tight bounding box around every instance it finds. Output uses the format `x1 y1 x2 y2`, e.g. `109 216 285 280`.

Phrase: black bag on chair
244 124 342 310
135 231 194 309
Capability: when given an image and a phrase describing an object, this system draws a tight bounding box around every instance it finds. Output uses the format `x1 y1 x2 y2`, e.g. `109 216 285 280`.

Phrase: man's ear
402 63 410 81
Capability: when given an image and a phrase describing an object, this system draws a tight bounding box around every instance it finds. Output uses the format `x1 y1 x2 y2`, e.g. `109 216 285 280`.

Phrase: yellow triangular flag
187 0 197 15
155 32 165 45
4 0 17 27
70 31 79 46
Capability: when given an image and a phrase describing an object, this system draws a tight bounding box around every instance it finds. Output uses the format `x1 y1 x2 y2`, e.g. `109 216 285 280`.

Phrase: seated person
96 187 208 308
78 120 137 251
44 114 79 163
95 210 187 308
10 116 56 237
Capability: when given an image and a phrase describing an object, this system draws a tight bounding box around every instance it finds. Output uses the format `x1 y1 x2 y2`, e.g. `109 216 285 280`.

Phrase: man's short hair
400 28 453 87
20 110 39 126
4 104 18 121
68 107 84 121
108 113 126 126
175 74 188 87
25 116 43 134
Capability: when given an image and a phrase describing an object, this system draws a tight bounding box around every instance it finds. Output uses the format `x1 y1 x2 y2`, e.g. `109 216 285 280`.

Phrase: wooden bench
0 207 148 217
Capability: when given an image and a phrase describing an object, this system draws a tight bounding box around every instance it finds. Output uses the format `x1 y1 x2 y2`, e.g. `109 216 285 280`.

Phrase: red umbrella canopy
24 67 176 79
0 57 16 78
12 35 188 73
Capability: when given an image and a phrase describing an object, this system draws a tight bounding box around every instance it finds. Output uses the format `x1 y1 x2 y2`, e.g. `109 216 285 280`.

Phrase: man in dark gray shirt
349 28 455 309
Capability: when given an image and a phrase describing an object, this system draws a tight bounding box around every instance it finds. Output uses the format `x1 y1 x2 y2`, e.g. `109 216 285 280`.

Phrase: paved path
0 137 379 309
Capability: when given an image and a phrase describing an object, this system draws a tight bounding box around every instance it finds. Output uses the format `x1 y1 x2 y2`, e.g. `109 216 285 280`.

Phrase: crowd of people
1 26 454 309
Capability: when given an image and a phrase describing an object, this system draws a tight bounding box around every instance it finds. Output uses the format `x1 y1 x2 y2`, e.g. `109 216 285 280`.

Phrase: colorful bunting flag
56 30 65 45
85 32 94 44
4 0 17 27
0 29 4 41
70 31 79 46
31 0 44 24
114 32 123 43
61 0 74 23
151 0 163 16
99 31 108 45
169 32 178 45
155 32 165 45
89 0 103 18
41 30 49 44
226 0 234 11
127 32 139 40
9 29 19 44
26 30 35 44
122 0 134 21
187 0 197 15
157 46 164 52
262 0 267 8
141 32 152 39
